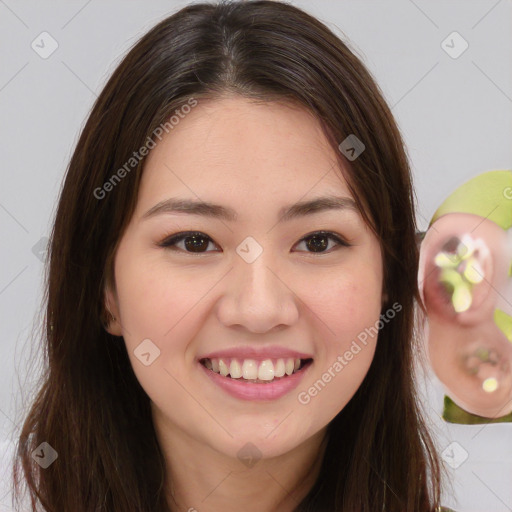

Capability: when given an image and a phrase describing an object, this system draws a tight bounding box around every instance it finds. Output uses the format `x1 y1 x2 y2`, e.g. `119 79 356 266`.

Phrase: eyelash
157 230 351 255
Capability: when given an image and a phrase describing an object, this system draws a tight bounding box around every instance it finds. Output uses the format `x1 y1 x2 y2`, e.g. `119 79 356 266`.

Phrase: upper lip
198 346 314 361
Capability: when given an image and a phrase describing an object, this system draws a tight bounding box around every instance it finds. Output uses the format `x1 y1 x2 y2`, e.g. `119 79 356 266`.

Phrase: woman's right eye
158 231 220 254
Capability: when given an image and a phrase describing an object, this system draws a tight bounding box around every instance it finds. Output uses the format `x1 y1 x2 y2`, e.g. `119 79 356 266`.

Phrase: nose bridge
217 244 299 332
240 250 281 302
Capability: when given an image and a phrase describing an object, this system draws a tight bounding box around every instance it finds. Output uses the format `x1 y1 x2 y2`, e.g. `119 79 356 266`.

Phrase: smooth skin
105 96 385 512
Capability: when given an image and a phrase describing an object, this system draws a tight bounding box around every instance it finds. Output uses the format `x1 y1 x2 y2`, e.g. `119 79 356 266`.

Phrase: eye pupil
306 234 328 252
185 234 209 252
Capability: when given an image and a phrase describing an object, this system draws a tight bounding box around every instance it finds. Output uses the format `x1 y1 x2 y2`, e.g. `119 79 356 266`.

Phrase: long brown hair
12 1 443 510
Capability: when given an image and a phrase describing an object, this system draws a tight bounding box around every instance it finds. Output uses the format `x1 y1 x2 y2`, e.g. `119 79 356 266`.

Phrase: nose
216 249 300 334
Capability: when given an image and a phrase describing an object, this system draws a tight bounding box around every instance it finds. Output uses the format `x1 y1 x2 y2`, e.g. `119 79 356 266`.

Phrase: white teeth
229 359 242 379
274 358 285 377
219 359 229 377
242 359 258 380
258 359 275 381
203 356 308 381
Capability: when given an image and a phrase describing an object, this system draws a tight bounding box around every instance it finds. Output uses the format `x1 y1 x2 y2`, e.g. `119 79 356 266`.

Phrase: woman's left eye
295 231 350 253
157 230 350 255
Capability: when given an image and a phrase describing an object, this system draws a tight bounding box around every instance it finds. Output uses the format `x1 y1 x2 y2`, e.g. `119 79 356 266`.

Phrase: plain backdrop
1 1 511 511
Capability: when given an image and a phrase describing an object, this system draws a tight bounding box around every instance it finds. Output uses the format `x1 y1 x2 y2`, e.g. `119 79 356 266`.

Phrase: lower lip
199 361 312 401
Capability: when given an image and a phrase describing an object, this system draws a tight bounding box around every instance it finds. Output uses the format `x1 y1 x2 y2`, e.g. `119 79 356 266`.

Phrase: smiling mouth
199 357 313 383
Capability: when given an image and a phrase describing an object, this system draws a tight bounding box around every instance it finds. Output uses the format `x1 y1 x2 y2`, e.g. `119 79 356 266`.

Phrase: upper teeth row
204 357 301 380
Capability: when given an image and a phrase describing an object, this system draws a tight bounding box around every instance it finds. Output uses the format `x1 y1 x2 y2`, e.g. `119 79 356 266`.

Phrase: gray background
1 1 511 510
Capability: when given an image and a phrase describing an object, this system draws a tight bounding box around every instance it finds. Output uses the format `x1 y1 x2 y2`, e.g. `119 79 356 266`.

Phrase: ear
102 283 123 336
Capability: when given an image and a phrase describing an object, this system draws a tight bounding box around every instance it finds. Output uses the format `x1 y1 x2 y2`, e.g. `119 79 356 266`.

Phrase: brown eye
159 232 219 253
295 232 350 253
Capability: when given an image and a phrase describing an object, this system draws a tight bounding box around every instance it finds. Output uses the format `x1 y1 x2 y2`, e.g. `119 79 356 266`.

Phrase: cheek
296 264 382 408
112 248 202 391
113 257 207 411
115 252 207 338
303 265 383 344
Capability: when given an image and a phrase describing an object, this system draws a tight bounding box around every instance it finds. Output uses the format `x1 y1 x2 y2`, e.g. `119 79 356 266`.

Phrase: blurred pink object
419 212 512 418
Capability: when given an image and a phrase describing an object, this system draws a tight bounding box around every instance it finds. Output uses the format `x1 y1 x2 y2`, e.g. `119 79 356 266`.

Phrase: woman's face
106 96 384 461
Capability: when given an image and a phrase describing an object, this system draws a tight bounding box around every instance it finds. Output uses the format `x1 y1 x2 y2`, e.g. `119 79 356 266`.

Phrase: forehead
138 96 353 210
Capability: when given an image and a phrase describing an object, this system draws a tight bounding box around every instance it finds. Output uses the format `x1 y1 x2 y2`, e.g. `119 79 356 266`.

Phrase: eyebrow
141 195 359 222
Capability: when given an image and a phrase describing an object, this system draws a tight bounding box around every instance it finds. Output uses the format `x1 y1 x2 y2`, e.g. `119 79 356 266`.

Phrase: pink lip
199 360 313 401
198 346 313 361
